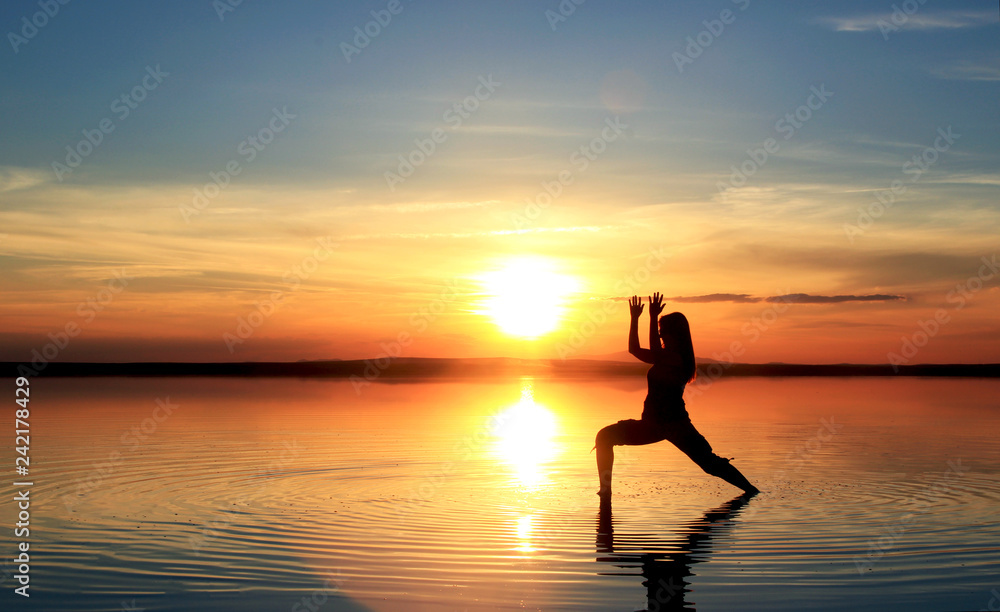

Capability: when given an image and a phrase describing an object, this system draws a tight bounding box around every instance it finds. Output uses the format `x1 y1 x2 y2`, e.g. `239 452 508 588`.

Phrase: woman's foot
597 486 611 499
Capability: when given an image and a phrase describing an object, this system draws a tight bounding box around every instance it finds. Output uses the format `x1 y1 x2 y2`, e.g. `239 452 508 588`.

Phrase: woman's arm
628 296 655 363
648 292 665 353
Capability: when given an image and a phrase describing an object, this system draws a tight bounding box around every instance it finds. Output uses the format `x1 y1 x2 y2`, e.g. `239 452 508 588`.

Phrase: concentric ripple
2 376 998 611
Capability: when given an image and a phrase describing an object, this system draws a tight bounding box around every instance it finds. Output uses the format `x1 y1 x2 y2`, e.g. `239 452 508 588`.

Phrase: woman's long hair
659 312 697 383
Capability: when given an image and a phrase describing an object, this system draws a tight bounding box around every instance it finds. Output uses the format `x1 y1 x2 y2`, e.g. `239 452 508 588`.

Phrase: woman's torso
642 361 690 422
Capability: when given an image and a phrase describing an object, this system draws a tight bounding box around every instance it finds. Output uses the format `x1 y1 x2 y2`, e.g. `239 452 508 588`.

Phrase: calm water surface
2 376 999 611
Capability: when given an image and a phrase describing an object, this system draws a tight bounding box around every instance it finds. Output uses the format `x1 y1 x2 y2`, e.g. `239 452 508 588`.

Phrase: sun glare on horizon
479 257 579 339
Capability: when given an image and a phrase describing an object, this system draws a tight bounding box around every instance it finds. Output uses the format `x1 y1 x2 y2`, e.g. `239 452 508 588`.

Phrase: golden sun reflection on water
515 515 536 553
490 380 561 489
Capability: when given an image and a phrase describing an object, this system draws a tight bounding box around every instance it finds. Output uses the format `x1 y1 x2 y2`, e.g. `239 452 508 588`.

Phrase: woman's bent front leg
595 419 667 497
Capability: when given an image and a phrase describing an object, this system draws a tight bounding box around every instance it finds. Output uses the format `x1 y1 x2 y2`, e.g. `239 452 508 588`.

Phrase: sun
479 257 579 338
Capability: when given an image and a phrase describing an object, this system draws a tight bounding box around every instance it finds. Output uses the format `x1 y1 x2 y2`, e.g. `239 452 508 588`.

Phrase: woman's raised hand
628 295 644 318
648 292 665 317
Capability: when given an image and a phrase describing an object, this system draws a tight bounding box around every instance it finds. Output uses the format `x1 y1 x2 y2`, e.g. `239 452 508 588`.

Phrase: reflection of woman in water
596 493 753 611
596 293 759 498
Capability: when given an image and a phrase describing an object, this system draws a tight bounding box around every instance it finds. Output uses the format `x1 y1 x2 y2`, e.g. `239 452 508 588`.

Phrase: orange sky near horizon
2 181 998 365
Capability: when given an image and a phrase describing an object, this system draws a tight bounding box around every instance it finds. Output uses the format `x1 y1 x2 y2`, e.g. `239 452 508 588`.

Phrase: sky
1 0 998 364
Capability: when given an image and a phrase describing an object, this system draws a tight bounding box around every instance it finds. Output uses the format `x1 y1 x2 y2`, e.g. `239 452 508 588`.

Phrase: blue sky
3 1 996 186
1 0 998 363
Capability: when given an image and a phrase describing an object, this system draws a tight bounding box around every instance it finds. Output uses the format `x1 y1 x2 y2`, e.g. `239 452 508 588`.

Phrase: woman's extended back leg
664 421 759 494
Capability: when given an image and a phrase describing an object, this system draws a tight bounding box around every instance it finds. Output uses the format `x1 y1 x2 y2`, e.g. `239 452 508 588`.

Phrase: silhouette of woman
595 293 759 499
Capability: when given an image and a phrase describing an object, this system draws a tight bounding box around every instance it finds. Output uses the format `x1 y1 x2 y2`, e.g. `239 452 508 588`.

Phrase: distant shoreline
5 358 1000 379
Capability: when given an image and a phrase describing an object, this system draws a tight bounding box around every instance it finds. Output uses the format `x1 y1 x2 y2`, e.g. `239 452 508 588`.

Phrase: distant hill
572 350 724 365
5 358 1000 379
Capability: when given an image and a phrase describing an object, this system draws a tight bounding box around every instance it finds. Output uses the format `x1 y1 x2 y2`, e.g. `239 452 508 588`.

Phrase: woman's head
659 312 696 382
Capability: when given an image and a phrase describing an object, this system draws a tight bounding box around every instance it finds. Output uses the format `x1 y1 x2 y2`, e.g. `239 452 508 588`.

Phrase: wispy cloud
817 10 995 33
0 166 49 192
924 173 1000 186
668 293 761 303
930 57 1000 82
607 293 906 304
765 293 906 304
335 225 609 241
367 200 500 213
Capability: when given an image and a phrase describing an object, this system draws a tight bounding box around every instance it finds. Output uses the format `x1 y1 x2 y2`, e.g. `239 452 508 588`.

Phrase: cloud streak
818 10 995 33
608 293 906 304
668 293 761 304
930 57 1000 82
0 166 49 192
764 293 906 304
